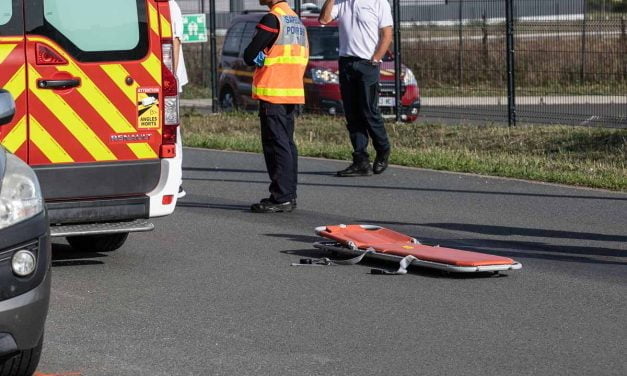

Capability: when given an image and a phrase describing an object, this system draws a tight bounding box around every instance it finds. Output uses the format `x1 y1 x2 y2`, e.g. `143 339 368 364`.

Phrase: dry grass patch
183 111 627 191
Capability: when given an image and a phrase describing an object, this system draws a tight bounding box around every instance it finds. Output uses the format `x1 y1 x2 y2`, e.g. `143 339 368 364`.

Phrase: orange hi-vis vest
252 2 309 104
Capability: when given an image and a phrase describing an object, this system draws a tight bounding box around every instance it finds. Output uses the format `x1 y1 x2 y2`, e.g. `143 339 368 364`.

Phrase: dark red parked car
218 12 420 122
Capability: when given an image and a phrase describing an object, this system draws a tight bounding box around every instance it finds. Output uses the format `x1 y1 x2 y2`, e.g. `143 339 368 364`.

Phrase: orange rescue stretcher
313 225 522 273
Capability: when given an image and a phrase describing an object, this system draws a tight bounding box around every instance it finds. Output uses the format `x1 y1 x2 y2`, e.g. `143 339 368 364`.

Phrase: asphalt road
180 100 627 128
418 104 627 128
38 148 626 376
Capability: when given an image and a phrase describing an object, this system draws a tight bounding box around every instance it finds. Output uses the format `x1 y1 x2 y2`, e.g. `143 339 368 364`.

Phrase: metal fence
178 0 627 128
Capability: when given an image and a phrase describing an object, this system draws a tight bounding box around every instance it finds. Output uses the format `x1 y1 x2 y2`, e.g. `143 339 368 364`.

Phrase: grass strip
182 111 627 191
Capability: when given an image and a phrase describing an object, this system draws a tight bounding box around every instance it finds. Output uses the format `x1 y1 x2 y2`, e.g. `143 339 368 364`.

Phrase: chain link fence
177 0 627 128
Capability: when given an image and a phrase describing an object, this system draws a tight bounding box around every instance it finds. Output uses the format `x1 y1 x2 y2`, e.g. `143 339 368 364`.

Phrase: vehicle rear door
23 0 163 165
0 0 27 161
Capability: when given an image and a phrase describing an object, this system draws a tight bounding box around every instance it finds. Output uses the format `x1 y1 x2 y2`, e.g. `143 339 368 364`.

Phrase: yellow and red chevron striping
29 116 74 163
33 86 142 162
0 41 27 160
2 0 169 165
25 36 160 162
28 95 100 164
79 62 160 132
156 0 172 39
1 112 27 159
29 138 64 165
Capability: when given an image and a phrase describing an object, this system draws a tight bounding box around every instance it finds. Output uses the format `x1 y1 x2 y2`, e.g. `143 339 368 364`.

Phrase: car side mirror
0 89 16 126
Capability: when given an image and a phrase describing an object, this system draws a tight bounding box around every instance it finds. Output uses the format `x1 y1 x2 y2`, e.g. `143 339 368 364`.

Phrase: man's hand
371 26 393 62
253 51 266 67
172 37 181 73
319 0 335 25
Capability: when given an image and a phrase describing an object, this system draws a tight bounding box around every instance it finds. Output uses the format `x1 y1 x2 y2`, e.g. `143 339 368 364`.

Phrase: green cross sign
182 14 207 43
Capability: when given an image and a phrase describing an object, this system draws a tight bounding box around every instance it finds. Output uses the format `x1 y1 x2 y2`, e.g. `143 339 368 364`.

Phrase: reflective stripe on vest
252 86 304 97
252 2 309 104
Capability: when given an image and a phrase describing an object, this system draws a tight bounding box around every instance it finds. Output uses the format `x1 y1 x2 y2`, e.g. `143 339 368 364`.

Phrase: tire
219 86 238 112
66 233 129 253
0 336 43 376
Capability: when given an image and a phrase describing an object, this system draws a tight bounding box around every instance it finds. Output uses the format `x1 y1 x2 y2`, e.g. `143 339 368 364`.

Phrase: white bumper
147 129 182 217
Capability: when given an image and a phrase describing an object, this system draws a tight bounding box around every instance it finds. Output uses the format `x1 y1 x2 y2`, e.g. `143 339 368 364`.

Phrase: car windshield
307 26 339 60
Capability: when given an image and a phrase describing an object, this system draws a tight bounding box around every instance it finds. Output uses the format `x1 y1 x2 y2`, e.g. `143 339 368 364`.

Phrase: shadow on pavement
177 200 250 212
421 222 627 243
183 167 336 177
281 249 505 279
263 233 321 244
363 220 627 265
182 176 627 201
51 243 105 267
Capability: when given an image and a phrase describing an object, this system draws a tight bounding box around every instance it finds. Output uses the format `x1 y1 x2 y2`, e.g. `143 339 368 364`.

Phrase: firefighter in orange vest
244 0 309 213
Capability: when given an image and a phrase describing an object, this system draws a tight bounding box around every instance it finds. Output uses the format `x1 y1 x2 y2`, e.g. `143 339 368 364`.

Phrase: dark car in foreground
218 13 420 122
0 89 50 376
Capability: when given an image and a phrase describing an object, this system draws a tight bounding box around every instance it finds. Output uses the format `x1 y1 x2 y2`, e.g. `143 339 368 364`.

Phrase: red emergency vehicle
0 0 181 252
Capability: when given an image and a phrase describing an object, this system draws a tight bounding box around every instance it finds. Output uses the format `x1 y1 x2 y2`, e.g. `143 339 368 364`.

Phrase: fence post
505 0 516 127
295 1 301 17
458 0 464 88
200 0 207 87
393 0 402 122
481 11 488 67
580 1 587 83
209 0 218 112
622 16 626 82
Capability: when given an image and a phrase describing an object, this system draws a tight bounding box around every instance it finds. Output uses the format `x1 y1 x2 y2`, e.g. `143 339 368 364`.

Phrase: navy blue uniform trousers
339 56 390 163
259 100 298 203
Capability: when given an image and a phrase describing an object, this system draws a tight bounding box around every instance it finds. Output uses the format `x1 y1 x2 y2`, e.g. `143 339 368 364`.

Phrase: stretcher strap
293 250 418 276
292 249 375 266
371 255 417 275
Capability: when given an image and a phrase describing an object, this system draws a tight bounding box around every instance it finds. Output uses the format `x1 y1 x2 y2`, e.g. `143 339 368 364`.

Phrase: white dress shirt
331 0 394 60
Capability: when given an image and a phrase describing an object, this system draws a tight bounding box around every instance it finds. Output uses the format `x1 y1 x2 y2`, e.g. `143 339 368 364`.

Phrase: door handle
37 78 81 89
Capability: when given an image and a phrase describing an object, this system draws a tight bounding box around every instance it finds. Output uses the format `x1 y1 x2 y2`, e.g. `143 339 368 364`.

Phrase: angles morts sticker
137 87 161 129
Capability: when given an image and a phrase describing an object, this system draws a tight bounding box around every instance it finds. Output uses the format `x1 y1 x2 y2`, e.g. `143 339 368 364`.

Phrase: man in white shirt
170 0 189 92
320 0 393 176
169 0 188 197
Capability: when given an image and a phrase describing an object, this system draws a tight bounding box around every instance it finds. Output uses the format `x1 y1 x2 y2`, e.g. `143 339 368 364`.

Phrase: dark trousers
339 56 390 163
259 100 298 203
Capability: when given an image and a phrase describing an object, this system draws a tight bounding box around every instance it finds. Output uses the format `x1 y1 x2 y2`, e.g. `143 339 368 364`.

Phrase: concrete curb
181 96 627 109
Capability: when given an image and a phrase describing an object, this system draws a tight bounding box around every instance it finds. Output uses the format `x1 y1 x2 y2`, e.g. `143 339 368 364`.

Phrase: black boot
336 161 373 177
259 197 297 208
251 198 296 213
373 149 391 175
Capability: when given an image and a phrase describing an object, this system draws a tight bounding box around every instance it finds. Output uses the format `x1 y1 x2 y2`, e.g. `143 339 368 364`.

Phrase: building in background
177 0 585 29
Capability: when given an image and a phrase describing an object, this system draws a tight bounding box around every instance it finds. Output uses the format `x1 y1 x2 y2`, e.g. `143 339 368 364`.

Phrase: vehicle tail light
162 195 174 205
161 39 179 158
162 39 174 72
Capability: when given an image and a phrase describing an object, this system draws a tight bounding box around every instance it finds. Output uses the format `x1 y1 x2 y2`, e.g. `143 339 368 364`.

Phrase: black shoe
336 162 373 177
251 198 296 213
260 197 297 208
373 149 391 175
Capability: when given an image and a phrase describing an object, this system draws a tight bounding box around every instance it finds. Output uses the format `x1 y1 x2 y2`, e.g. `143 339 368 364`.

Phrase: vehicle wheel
0 335 43 376
219 86 238 112
66 233 129 253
